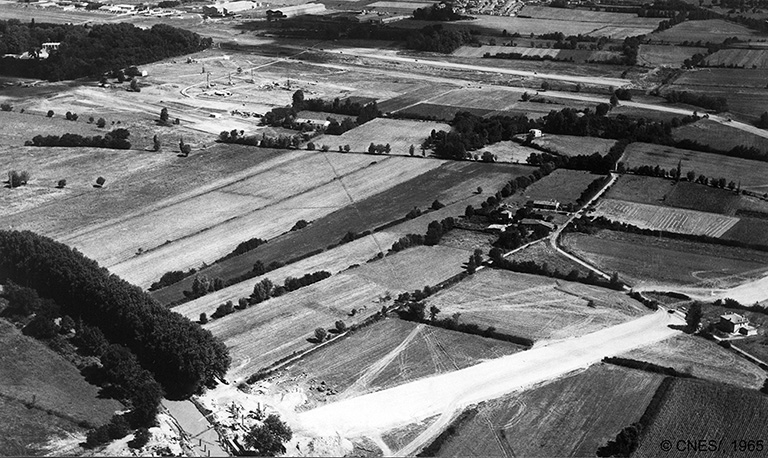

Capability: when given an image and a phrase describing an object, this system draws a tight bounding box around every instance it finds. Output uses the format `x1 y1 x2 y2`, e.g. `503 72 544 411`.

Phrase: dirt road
635 274 768 305
295 310 683 454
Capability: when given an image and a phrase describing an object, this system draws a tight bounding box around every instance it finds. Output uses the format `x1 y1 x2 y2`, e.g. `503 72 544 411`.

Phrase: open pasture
479 140 540 163
155 160 532 304
621 334 765 389
451 14 656 39
426 269 647 342
634 378 768 458
277 318 523 406
530 134 617 157
722 217 768 247
0 110 105 147
313 118 450 155
673 119 768 155
592 198 739 237
397 103 494 121
637 44 707 67
623 142 768 194
378 85 457 113
520 5 662 27
672 68 768 88
652 19 761 43
352 245 470 291
436 364 664 457
704 48 768 68
562 229 768 287
428 88 520 111
0 320 121 455
508 168 603 207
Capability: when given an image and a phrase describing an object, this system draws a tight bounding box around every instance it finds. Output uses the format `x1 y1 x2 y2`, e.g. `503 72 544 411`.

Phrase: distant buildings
528 128 543 138
530 199 560 211
266 2 326 19
203 1 264 16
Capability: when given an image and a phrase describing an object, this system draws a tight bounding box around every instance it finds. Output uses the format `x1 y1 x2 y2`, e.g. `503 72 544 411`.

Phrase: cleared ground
435 364 664 457
425 269 648 342
312 118 450 155
621 334 765 389
0 320 122 455
562 229 768 287
153 160 533 304
530 134 617 157
277 318 524 409
623 142 768 193
634 378 768 457
592 198 739 237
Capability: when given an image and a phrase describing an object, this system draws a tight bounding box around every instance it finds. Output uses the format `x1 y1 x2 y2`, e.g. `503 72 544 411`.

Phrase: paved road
295 310 683 451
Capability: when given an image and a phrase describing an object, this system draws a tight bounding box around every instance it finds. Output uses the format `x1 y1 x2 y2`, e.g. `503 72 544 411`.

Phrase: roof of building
521 219 555 229
721 313 748 323
533 199 559 206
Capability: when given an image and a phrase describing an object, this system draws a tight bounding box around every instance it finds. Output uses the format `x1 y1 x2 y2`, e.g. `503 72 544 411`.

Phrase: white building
203 1 263 16
266 2 326 19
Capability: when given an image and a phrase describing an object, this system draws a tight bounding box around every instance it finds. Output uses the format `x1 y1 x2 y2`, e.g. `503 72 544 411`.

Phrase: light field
621 334 765 389
428 88 520 111
312 118 450 155
426 269 647 342
479 140 540 163
704 48 768 68
530 134 617 157
436 364 664 457
367 1 432 7
637 44 707 67
652 19 761 43
520 6 662 26
592 198 739 237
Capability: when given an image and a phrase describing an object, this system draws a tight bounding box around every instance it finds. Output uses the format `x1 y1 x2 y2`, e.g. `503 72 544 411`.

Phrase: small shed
529 128 543 138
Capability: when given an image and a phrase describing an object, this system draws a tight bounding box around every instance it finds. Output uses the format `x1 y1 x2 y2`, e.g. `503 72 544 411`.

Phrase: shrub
95 176 106 187
47 110 54 117
199 313 208 324
97 118 106 128
0 103 12 111
314 327 327 342
128 428 151 449
57 179 67 188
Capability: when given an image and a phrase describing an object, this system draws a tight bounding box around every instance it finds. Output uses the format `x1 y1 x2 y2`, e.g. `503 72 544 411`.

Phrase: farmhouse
718 313 758 336
529 128 543 138
487 224 511 233
530 199 560 211
295 111 332 127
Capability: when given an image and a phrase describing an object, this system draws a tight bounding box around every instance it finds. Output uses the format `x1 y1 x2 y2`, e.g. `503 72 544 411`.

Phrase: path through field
295 310 683 455
635 273 768 305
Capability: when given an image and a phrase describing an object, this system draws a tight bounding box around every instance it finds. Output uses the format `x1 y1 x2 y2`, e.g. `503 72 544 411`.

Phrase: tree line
489 255 625 290
0 230 230 399
413 3 467 21
0 21 212 81
26 129 131 150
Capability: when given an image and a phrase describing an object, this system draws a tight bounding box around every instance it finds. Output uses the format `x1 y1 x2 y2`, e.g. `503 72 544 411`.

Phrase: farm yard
591 199 740 237
435 364 664 457
152 160 533 304
0 320 122 456
622 142 768 194
561 229 768 287
311 118 451 155
634 378 768 457
425 269 648 342
620 334 765 389
529 134 617 157
273 318 524 410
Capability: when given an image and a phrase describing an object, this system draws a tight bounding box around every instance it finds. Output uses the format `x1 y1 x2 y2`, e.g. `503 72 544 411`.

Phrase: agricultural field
665 69 768 120
634 378 768 457
438 228 497 252
378 85 457 114
722 217 768 247
561 229 768 287
623 142 768 194
453 46 622 64
519 6 662 27
425 269 648 342
637 44 707 67
274 318 524 410
530 134 617 157
620 334 765 389
507 168 605 207
673 119 768 155
592 198 740 237
312 118 451 155
507 241 592 278
0 320 122 456
704 48 768 69
153 160 533 304
478 140 540 163
428 88 521 111
435 364 664 457
397 103 494 121
652 19 762 43
451 14 658 38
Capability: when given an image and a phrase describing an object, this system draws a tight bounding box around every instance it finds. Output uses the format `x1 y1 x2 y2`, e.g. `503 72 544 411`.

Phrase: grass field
478 140 540 163
530 134 617 157
453 46 622 64
666 70 768 120
378 85 457 113
704 48 768 68
520 6 662 27
276 318 524 410
673 120 768 155
312 118 450 155
634 377 768 457
426 269 647 342
621 334 765 389
428 89 521 111
451 14 658 38
592 198 739 237
637 44 707 67
507 241 592 278
722 217 768 246
0 320 122 455
507 168 604 207
397 103 495 121
436 364 664 457
672 68 768 88
623 142 768 194
652 19 761 43
438 228 497 252
153 160 534 304
562 229 768 287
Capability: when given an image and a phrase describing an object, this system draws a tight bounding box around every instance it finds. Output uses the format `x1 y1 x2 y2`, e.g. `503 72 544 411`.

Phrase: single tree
130 79 140 92
314 327 327 342
335 320 346 333
409 144 415 156
95 176 106 187
97 117 106 128
429 305 440 321
57 179 67 188
686 302 703 333
343 144 351 153
610 94 619 107
153 135 161 152
292 89 304 110
476 186 483 194
243 414 292 456
47 110 54 117
541 81 550 91
159 107 169 125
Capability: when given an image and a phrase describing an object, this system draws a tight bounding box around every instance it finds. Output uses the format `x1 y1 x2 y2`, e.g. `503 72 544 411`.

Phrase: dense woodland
0 20 211 80
0 231 230 399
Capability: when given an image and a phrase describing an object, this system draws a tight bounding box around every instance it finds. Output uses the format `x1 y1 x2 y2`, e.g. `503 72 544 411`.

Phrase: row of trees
412 3 465 21
490 255 624 290
389 217 456 253
26 129 131 149
0 230 230 398
0 21 212 81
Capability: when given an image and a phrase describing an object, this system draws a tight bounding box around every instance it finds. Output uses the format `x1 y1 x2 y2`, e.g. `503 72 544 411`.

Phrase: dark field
673 119 768 155
398 103 495 121
153 160 535 304
562 229 768 286
722 217 768 247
